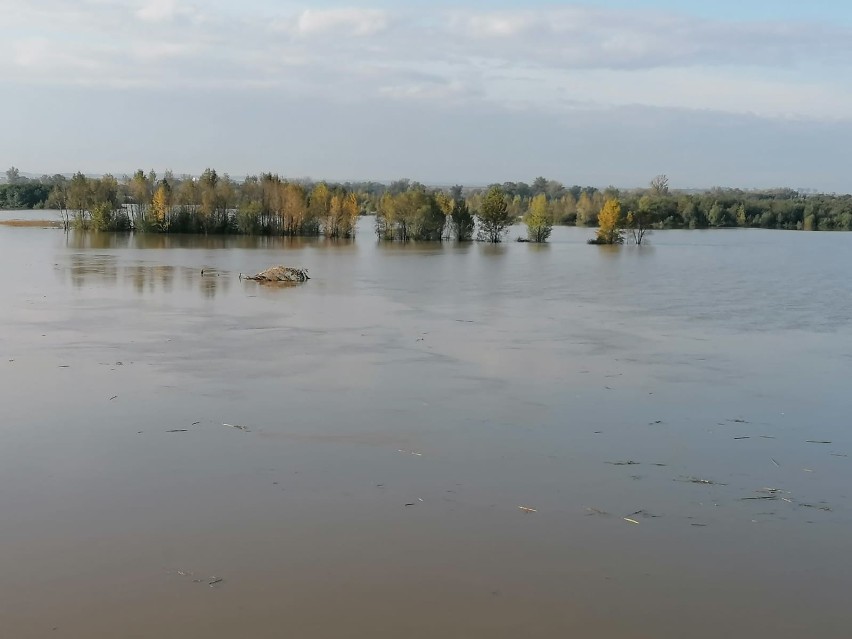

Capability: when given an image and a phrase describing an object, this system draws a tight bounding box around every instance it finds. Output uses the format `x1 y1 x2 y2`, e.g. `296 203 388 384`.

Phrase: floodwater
1 216 850 638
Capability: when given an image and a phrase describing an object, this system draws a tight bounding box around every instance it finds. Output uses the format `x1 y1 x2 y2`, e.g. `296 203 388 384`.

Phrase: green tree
735 203 748 227
525 194 553 242
5 166 21 184
626 195 654 245
477 185 512 243
47 183 70 229
450 198 475 241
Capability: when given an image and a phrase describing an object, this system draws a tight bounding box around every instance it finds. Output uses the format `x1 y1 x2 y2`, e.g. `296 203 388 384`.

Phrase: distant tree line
4 166 852 238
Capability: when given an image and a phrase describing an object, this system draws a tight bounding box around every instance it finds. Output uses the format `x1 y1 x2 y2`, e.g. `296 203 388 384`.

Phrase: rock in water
245 266 310 282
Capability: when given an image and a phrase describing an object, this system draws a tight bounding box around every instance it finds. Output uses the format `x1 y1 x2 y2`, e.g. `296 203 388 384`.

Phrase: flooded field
1 217 850 638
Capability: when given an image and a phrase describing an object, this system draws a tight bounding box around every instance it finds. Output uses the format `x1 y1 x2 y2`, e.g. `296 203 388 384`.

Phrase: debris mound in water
244 266 310 283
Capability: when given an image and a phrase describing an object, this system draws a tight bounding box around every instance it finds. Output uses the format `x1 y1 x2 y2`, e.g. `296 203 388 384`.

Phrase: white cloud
379 79 474 102
1 2 851 120
294 8 389 37
135 0 183 23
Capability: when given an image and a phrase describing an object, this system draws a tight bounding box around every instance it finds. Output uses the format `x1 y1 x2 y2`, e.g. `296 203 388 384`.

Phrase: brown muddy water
1 217 850 638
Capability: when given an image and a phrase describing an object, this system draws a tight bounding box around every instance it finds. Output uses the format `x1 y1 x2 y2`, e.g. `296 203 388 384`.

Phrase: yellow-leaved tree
591 198 624 245
152 183 170 228
525 193 553 242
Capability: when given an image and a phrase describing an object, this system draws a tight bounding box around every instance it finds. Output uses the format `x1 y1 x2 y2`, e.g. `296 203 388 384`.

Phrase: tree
525 194 553 242
735 203 748 227
450 198 475 241
281 182 308 235
376 186 444 241
576 191 597 226
708 201 725 227
47 183 69 230
68 172 91 228
477 185 512 243
590 198 624 245
128 169 153 228
152 183 170 228
6 166 21 184
626 195 654 245
650 174 670 196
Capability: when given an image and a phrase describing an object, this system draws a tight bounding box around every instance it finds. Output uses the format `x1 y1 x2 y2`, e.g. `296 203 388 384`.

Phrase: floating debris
741 496 779 501
397 449 423 457
606 460 641 466
109 395 118 401
223 423 249 432
167 429 189 433
630 510 660 519
770 458 780 467
678 476 727 486
623 517 640 525
518 506 537 513
806 440 832 445
191 421 201 426
585 507 610 517
242 266 309 283
800 503 832 512
733 436 751 440
728 418 750 424
208 578 223 587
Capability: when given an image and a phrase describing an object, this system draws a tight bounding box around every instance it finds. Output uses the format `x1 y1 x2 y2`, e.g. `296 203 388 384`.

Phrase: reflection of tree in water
67 254 119 288
60 256 230 297
63 230 353 252
125 265 179 294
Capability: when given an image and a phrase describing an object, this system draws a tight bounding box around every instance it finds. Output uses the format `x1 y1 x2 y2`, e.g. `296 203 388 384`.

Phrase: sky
1 0 851 191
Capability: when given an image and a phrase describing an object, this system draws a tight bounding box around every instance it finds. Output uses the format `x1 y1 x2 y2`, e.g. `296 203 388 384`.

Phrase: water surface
1 219 850 638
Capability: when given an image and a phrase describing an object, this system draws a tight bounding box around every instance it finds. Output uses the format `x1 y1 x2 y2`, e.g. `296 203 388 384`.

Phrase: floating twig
518 506 537 513
800 503 832 512
678 476 727 486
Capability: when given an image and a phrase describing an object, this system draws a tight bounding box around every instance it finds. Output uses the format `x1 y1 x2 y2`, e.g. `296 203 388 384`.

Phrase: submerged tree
524 193 553 242
450 198 475 241
590 198 624 245
477 185 512 243
376 186 445 241
626 195 654 245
